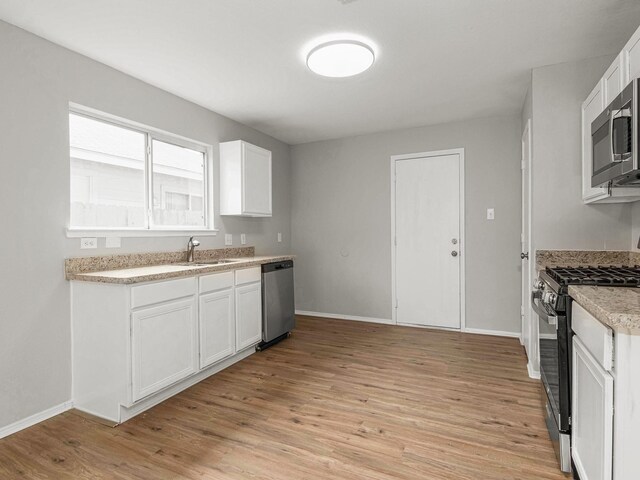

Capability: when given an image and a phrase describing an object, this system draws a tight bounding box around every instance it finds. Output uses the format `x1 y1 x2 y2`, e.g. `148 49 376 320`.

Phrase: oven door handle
531 293 558 328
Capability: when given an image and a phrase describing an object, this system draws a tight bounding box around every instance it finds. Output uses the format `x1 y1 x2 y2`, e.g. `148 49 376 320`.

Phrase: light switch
80 237 97 249
487 208 495 220
240 233 246 245
277 232 282 243
225 234 233 246
105 237 121 248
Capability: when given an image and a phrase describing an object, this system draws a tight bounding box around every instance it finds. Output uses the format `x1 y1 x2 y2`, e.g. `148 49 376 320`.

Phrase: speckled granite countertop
569 285 640 331
66 248 294 285
536 249 640 271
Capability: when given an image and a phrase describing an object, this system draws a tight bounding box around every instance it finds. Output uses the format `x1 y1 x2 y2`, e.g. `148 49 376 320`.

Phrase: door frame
521 119 533 347
390 148 466 330
522 118 538 378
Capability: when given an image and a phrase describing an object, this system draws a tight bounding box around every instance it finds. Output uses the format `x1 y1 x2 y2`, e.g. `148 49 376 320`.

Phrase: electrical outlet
225 234 233 246
240 233 246 245
487 208 495 220
105 237 121 248
80 237 97 249
277 232 282 243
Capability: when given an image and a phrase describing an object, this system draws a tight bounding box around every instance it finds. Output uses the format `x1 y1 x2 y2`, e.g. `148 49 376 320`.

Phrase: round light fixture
306 40 375 78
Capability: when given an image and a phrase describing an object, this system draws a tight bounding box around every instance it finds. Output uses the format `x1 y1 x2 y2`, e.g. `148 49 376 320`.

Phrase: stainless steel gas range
532 265 640 474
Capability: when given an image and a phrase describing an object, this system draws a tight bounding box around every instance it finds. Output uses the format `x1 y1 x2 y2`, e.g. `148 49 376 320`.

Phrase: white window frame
67 103 217 237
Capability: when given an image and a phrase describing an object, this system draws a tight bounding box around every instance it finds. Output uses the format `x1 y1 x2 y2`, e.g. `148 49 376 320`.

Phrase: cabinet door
582 81 608 203
200 288 235 368
132 297 198 401
235 282 262 351
624 25 640 82
572 337 613 480
603 53 624 106
242 142 272 216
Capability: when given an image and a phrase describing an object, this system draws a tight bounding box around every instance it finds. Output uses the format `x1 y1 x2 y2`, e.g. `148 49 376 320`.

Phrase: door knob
521 252 529 260
451 251 458 257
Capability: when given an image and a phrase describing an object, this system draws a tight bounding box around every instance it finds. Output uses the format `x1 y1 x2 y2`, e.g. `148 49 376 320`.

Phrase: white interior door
521 119 532 356
394 153 461 329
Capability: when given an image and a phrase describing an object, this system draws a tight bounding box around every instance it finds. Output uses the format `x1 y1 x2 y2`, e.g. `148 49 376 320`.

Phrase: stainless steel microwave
592 79 640 187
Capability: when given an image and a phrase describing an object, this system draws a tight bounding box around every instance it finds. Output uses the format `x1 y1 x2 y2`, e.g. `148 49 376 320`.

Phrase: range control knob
534 279 545 291
542 292 557 305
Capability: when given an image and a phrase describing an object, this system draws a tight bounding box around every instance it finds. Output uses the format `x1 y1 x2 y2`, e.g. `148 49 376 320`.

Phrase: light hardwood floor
0 316 568 479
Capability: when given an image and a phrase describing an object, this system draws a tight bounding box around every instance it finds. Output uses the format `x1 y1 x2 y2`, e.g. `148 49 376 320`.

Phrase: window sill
66 228 219 238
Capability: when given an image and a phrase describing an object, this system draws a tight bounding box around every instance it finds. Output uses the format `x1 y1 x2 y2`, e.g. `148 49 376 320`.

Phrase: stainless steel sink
175 259 239 267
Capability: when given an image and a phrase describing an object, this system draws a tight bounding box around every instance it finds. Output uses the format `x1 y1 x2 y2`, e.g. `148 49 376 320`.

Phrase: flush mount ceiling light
306 40 375 78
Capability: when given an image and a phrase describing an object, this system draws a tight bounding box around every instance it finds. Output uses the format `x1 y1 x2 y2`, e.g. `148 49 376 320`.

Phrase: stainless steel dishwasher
257 260 295 350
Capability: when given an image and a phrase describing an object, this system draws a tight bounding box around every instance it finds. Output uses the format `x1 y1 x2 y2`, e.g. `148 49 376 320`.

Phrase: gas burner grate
546 265 640 287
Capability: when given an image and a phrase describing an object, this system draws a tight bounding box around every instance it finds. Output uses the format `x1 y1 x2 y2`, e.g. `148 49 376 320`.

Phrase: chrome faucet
186 236 200 262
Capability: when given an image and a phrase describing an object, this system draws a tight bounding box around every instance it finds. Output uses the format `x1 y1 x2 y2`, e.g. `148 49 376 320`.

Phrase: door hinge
395 298 398 309
520 305 524 317
568 416 572 426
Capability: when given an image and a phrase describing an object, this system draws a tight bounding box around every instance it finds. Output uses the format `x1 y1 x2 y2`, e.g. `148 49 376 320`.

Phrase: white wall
0 20 291 430
531 55 632 251
291 115 522 334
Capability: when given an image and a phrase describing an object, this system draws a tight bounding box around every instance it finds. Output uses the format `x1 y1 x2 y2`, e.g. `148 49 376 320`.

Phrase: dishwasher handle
262 260 294 273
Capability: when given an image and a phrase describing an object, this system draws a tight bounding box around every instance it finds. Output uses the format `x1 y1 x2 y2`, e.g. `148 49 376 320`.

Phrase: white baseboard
527 362 541 379
296 311 521 340
462 327 521 339
0 400 74 440
295 310 394 325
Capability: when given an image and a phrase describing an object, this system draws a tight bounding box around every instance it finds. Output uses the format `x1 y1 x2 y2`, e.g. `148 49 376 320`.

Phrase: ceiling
2 1 640 145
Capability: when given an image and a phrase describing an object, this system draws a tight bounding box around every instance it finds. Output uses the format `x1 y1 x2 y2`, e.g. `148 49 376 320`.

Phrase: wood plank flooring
0 316 568 479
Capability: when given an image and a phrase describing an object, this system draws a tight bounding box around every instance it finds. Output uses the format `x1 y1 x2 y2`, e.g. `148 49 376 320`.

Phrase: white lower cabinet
72 266 264 423
571 301 640 480
235 282 262 351
199 286 235 368
132 297 198 402
572 336 613 480
234 267 263 351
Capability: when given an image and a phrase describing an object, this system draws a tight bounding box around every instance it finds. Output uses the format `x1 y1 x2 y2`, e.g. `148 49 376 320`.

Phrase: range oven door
532 295 572 473
591 80 637 187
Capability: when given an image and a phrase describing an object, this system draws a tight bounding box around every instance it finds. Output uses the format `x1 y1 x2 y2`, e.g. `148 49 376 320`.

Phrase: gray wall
0 20 291 429
633 203 640 250
291 115 522 334
531 55 632 251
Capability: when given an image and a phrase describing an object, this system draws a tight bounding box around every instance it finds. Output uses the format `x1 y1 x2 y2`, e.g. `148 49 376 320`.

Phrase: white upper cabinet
220 140 272 217
581 24 640 204
582 81 607 203
602 53 625 106
624 26 640 82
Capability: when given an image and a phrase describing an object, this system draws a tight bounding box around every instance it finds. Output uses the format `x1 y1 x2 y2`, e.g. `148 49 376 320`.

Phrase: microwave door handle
611 108 632 163
610 108 619 162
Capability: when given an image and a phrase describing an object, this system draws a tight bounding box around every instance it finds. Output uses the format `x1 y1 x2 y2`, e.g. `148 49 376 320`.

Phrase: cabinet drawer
235 267 261 286
200 271 234 294
573 302 613 371
131 277 196 309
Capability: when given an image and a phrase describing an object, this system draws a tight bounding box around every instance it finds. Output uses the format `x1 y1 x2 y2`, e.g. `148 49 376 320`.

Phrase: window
69 109 211 231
